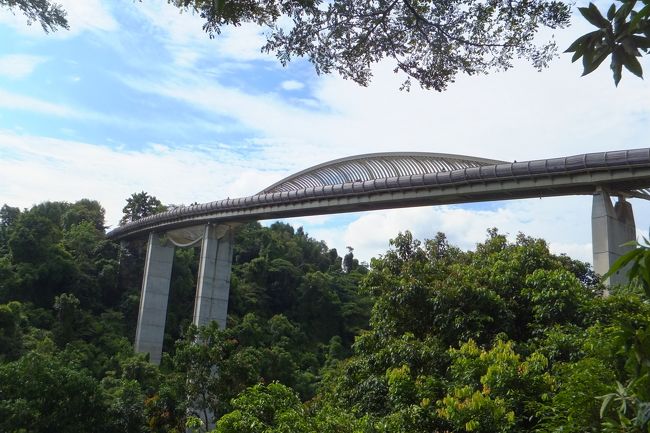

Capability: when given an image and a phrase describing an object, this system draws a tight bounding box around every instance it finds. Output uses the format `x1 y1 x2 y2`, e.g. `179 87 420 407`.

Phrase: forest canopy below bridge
2 195 650 432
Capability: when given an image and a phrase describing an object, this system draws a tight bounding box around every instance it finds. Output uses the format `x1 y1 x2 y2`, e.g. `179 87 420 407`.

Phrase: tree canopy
10 0 646 87
172 0 571 90
4 194 650 432
120 191 167 225
0 0 68 32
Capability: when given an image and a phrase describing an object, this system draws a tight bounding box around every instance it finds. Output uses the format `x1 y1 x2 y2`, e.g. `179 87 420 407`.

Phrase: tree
0 0 68 32
172 0 571 90
568 0 649 85
0 205 20 230
0 204 20 256
120 192 166 225
214 383 313 433
314 230 613 433
0 351 109 433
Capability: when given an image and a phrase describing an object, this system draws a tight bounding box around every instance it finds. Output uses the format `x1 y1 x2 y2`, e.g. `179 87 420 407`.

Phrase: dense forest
1 196 650 433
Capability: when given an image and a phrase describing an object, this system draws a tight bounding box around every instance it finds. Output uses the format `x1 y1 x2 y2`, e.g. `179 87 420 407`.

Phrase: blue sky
1 0 649 263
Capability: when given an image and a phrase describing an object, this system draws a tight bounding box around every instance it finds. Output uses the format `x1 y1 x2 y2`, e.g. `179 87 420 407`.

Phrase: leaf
600 393 615 418
616 0 637 20
572 49 584 62
579 3 612 28
631 35 650 50
634 402 650 427
566 32 594 52
603 243 643 278
582 47 612 75
630 4 650 28
607 3 617 20
582 44 595 73
622 50 644 77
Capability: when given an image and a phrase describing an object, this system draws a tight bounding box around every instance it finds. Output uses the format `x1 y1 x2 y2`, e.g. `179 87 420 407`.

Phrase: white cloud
0 88 83 117
0 89 150 128
0 54 46 78
285 196 650 265
134 2 274 69
281 80 305 91
215 23 273 62
0 130 279 228
62 0 117 33
116 12 649 179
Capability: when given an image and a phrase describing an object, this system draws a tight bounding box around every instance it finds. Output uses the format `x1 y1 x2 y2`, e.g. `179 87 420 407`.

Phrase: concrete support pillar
193 224 235 329
134 232 175 365
592 191 636 286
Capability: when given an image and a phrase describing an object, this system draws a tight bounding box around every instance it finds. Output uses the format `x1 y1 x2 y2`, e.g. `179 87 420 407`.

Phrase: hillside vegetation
1 198 649 433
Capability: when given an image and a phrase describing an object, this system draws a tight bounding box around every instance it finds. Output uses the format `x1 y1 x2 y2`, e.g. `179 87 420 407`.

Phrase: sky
0 0 649 264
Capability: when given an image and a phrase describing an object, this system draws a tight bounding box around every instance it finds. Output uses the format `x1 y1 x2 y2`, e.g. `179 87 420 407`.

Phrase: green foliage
363 231 598 347
437 385 515 433
0 0 68 32
0 301 25 361
214 383 312 433
605 237 650 295
0 204 19 256
230 222 370 348
0 351 107 432
170 312 327 424
121 191 167 225
7 195 650 433
539 357 615 432
172 0 570 91
568 0 649 85
313 230 626 433
0 199 119 309
442 339 552 431
522 268 591 332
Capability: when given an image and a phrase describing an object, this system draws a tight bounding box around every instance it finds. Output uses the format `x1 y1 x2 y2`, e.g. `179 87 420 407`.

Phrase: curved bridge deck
108 148 650 240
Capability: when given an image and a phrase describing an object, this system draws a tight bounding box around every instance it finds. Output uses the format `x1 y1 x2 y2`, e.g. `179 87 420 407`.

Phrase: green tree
0 351 108 433
62 198 106 231
120 191 167 225
214 383 313 433
0 0 68 32
172 0 570 90
315 230 609 433
0 301 25 361
0 204 19 256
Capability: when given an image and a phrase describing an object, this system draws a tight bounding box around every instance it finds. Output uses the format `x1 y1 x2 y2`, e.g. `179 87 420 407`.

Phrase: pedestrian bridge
108 148 650 364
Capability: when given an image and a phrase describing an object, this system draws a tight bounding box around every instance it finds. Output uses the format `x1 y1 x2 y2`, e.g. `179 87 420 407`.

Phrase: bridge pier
134 224 235 365
134 232 175 365
193 224 235 329
592 191 636 286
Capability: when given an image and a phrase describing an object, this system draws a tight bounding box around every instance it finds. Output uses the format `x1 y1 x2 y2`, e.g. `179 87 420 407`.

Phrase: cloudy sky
1 0 649 264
